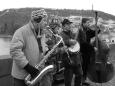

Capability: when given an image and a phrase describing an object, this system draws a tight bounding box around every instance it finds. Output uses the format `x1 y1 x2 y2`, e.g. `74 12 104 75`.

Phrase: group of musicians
10 9 100 86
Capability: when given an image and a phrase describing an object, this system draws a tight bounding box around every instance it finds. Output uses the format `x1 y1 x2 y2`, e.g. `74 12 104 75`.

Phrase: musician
79 18 100 85
49 16 62 34
60 19 83 86
45 17 64 83
10 9 52 86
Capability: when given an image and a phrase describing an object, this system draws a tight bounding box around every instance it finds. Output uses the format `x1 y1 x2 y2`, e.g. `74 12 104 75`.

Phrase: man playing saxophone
10 9 53 86
45 16 64 82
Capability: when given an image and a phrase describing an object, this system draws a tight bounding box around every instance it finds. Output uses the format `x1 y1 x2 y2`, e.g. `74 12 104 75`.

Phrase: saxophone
25 32 63 86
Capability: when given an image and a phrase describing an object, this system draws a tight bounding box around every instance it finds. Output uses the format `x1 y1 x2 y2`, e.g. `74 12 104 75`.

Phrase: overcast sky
0 0 115 16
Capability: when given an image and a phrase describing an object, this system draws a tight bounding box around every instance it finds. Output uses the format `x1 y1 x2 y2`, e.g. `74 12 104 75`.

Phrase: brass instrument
25 31 63 86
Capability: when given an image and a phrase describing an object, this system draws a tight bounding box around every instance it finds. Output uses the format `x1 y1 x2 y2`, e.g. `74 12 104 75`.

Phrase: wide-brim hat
61 19 73 26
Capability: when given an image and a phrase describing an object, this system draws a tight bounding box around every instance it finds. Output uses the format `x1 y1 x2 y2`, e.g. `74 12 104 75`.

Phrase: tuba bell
25 32 63 86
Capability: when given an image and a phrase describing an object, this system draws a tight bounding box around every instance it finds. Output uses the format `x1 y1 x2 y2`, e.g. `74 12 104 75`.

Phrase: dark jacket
79 26 100 44
60 30 75 47
79 26 100 64
60 30 82 67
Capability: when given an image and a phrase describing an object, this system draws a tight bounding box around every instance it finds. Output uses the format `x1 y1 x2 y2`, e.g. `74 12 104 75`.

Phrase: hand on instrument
54 46 67 54
69 39 77 45
94 47 98 52
24 63 40 79
59 46 68 54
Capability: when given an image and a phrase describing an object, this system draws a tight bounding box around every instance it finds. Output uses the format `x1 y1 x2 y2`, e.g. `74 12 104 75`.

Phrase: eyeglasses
34 15 48 23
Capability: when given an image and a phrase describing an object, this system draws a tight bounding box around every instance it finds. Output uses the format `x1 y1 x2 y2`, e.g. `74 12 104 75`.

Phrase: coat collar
29 21 38 38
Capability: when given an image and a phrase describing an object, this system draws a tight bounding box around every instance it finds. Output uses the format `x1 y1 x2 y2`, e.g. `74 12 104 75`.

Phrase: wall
0 58 13 86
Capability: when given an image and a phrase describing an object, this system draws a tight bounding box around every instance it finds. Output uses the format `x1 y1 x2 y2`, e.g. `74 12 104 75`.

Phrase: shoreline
0 55 11 59
0 35 12 38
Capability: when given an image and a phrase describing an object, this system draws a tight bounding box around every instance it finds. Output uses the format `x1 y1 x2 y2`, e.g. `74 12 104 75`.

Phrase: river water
0 37 11 56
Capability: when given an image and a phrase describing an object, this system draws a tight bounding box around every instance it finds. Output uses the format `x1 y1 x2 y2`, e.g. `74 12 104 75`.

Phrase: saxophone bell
25 65 54 86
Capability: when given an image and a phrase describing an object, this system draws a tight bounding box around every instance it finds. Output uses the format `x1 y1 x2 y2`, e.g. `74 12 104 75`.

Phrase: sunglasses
34 16 43 23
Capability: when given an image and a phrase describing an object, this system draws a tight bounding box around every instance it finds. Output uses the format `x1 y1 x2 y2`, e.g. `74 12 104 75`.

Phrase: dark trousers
12 77 28 86
64 65 82 86
12 77 39 86
62 52 82 86
80 43 95 81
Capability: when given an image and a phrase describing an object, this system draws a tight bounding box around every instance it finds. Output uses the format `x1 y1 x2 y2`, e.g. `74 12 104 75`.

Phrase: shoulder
15 23 32 34
12 23 31 40
15 23 28 33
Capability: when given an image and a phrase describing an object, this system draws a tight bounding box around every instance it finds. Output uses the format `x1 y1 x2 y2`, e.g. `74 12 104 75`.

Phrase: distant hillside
0 7 115 35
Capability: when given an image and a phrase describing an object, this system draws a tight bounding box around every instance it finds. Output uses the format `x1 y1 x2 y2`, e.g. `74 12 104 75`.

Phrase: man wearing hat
60 19 83 86
10 9 52 86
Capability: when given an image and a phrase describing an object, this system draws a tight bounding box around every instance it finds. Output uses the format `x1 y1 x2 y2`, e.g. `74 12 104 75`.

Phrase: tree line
0 8 115 35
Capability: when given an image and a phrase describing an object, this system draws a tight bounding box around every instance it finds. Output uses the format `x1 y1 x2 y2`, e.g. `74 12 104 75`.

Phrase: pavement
0 45 115 86
0 58 13 86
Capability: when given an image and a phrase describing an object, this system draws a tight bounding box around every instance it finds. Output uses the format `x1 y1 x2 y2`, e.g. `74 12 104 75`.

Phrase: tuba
25 31 63 86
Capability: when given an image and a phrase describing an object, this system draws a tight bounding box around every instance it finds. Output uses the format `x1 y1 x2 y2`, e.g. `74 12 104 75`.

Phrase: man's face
83 21 90 27
63 24 71 31
53 26 60 34
40 16 47 28
82 21 90 31
34 16 47 32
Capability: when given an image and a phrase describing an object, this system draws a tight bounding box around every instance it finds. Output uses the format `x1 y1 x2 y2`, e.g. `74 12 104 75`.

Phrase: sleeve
87 27 101 38
61 33 71 47
46 39 53 49
10 30 28 68
77 29 86 44
87 29 95 38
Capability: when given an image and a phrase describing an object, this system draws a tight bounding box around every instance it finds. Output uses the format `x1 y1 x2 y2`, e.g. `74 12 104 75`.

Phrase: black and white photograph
0 0 115 86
